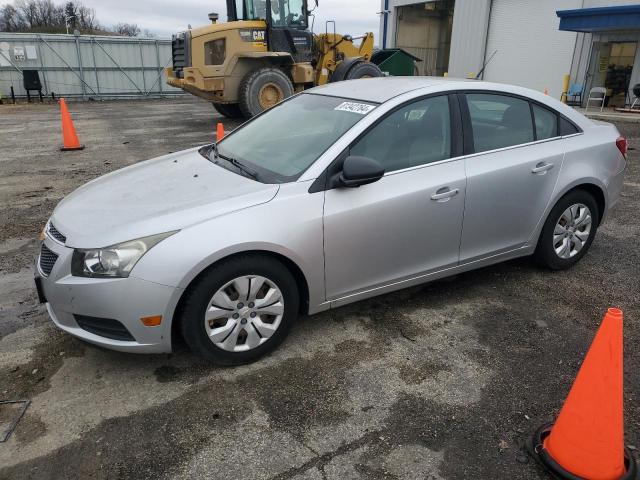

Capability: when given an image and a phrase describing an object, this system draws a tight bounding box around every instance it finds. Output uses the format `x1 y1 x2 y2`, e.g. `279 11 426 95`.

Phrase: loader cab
227 0 315 62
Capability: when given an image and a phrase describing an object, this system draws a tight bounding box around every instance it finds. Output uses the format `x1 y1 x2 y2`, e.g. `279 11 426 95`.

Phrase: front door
323 94 466 300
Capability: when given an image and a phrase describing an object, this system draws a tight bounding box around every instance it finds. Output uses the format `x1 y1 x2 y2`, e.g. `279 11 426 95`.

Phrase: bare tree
113 22 140 37
77 4 97 31
15 0 37 29
0 0 104 34
0 4 23 31
35 0 61 27
3 0 65 31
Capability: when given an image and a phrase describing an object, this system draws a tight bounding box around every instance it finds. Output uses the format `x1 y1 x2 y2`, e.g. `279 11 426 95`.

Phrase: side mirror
339 156 385 188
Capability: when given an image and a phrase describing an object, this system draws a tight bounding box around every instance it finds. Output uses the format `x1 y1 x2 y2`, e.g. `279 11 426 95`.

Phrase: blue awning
556 4 640 32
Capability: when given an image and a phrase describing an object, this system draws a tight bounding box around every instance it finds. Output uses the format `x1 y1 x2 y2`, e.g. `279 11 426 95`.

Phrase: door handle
430 187 459 202
531 162 554 174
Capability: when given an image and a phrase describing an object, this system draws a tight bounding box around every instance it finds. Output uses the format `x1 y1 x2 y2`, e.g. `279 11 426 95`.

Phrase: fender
229 52 295 76
174 241 314 293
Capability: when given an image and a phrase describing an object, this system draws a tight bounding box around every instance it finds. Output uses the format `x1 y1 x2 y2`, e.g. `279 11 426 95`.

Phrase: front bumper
165 67 226 101
37 236 181 354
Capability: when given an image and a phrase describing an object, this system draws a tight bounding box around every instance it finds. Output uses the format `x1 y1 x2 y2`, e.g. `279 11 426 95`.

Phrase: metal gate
0 32 184 99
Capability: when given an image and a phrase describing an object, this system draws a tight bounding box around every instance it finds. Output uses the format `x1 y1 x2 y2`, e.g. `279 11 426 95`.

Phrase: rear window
560 117 580 136
532 104 558 140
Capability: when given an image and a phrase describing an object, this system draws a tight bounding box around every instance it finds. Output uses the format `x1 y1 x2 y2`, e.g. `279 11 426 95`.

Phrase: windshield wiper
210 143 259 181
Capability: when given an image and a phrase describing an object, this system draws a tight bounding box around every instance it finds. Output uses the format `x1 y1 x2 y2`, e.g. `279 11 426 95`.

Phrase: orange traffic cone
532 308 637 479
216 122 225 141
59 98 84 151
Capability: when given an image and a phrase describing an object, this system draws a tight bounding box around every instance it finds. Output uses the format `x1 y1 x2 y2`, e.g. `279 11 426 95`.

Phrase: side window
532 104 558 140
270 0 307 27
466 94 534 153
560 117 580 136
350 95 451 173
235 0 245 17
204 39 226 65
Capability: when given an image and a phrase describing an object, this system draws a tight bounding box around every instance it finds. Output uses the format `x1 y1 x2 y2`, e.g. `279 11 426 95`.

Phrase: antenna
475 49 497 80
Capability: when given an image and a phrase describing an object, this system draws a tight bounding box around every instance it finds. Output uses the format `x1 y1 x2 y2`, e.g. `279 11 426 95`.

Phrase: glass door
606 42 636 107
585 41 637 107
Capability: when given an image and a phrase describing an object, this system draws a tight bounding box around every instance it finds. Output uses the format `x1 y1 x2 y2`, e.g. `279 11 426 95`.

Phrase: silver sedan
36 78 627 363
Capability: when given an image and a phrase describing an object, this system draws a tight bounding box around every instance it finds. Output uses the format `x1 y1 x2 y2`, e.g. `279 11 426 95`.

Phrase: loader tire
239 67 294 118
213 103 244 119
345 62 383 80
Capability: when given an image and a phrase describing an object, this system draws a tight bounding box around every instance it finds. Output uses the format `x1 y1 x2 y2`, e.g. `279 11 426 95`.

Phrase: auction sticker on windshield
334 102 376 115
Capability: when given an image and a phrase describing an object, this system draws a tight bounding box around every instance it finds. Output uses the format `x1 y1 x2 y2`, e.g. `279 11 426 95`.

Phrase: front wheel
179 255 299 364
213 103 244 119
239 67 294 118
534 190 599 270
345 62 384 80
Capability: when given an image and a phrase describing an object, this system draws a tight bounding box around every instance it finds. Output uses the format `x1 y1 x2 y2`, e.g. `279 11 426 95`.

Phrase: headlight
71 231 177 278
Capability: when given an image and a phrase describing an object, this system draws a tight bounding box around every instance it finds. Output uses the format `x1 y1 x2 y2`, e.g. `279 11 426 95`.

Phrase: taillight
616 136 628 158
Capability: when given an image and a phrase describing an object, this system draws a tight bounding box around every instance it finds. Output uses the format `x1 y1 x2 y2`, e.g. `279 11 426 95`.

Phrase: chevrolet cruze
36 78 627 364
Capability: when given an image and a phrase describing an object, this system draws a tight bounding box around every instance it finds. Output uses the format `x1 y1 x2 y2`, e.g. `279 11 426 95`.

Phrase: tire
534 189 600 270
238 67 294 118
345 62 384 80
179 255 299 364
213 103 244 119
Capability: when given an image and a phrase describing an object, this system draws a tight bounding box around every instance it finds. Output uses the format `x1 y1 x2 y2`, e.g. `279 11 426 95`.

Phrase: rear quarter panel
529 121 626 246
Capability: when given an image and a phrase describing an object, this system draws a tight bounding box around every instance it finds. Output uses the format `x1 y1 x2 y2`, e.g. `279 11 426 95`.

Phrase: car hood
51 148 279 248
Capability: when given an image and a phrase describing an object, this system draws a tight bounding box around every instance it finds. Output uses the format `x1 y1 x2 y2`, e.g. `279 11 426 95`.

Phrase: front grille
171 32 190 77
39 244 58 276
172 36 185 70
74 315 135 342
48 223 66 243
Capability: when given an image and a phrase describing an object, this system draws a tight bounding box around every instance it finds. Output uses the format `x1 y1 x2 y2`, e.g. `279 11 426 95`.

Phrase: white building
379 0 640 107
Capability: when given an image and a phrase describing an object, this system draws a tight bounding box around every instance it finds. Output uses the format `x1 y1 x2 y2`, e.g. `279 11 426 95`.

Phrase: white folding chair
631 84 640 110
586 87 607 112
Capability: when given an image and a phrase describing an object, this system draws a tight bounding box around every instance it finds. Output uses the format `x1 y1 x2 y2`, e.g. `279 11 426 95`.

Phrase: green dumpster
371 49 422 76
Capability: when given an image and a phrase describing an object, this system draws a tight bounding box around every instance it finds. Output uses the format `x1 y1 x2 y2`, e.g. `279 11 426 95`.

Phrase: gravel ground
0 97 638 480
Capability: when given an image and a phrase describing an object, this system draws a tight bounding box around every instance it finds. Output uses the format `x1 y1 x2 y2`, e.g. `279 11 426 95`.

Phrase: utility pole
65 14 76 35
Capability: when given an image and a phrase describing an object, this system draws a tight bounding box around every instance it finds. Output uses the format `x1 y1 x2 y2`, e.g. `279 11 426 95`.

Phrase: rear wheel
213 103 244 119
345 62 384 80
239 67 294 118
534 190 599 270
179 255 299 364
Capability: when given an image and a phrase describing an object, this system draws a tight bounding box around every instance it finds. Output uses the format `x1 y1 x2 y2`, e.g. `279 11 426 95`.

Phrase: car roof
305 76 589 128
307 77 472 103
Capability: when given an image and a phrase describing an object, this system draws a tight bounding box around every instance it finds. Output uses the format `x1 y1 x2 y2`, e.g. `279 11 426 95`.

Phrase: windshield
243 0 307 28
214 94 376 183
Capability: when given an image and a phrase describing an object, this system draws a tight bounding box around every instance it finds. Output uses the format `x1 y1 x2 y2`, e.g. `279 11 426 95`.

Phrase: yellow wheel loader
166 0 384 118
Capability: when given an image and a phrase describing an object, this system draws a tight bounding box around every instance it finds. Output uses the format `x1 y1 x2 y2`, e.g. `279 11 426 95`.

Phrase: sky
61 0 382 40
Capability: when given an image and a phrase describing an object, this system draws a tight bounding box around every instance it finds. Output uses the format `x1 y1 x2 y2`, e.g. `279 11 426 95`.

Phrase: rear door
459 92 564 262
323 94 466 300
